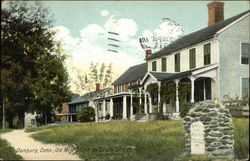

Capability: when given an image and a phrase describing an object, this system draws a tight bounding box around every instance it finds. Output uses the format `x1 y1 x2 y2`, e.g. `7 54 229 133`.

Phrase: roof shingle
112 63 147 85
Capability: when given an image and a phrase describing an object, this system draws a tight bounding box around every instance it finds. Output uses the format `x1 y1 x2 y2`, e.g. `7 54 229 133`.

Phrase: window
161 58 167 72
175 53 180 72
152 61 157 71
204 43 211 65
242 78 249 97
189 48 196 69
241 43 250 64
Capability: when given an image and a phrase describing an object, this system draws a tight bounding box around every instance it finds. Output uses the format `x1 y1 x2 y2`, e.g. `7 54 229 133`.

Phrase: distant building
68 84 112 122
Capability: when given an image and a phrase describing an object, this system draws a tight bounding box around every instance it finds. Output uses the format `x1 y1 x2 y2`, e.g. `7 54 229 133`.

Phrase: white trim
216 12 250 35
141 72 157 85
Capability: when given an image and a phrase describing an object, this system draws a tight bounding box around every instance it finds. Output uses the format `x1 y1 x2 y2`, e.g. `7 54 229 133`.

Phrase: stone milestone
183 100 234 159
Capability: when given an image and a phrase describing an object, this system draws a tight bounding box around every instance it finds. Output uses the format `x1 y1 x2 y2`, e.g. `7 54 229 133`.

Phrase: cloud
53 16 184 93
100 10 109 17
140 19 184 52
104 16 138 42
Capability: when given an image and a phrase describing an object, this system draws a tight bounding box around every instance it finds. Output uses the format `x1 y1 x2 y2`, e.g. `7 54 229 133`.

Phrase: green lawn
0 129 23 160
27 118 249 161
29 121 185 160
232 118 249 159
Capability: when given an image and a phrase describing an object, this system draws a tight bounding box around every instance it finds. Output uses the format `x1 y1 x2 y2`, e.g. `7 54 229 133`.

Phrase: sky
3 1 249 93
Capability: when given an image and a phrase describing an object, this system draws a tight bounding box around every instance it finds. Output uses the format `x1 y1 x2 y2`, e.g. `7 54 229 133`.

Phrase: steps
136 115 147 122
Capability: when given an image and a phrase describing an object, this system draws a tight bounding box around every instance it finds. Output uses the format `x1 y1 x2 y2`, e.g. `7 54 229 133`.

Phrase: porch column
191 77 195 103
110 98 113 119
144 92 148 113
130 90 133 115
70 115 73 122
203 79 206 100
158 82 161 105
175 79 180 113
139 88 142 113
123 96 127 119
149 93 152 113
163 103 166 114
103 99 106 119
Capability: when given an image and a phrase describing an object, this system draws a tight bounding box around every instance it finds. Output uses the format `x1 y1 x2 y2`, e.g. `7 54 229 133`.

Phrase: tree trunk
44 113 47 125
17 112 25 129
7 117 13 129
2 100 5 129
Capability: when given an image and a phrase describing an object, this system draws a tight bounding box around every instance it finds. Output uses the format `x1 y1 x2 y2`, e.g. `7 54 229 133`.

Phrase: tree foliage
1 1 71 128
72 62 113 94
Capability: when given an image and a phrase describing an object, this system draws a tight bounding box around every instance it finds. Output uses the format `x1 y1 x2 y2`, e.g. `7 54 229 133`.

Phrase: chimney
95 83 100 91
145 49 152 58
207 1 224 26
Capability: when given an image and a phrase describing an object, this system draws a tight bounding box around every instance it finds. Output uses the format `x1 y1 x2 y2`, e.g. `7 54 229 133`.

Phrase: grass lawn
29 121 185 160
27 118 249 161
232 117 249 159
0 129 23 160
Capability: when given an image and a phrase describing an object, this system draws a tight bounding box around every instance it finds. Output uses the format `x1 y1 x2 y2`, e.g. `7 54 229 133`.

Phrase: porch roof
94 92 131 101
149 72 175 80
141 64 218 85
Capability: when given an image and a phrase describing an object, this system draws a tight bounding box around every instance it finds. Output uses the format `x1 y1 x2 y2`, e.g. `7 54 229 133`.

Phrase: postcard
1 0 249 160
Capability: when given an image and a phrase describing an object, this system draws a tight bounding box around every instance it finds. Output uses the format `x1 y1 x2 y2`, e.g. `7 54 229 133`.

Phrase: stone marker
183 100 234 159
190 121 205 154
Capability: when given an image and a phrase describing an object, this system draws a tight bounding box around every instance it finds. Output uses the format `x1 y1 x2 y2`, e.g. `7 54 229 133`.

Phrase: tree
1 1 71 128
71 62 113 94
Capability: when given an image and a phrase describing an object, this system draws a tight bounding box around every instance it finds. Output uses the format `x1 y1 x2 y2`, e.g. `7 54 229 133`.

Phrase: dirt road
1 129 81 160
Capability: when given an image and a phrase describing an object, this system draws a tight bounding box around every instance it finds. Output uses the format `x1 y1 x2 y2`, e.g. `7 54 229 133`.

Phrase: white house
95 1 249 121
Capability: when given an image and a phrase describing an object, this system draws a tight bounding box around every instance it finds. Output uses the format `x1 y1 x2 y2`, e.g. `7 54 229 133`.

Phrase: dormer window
241 43 249 64
189 48 196 69
204 43 211 65
152 61 157 71
175 53 180 72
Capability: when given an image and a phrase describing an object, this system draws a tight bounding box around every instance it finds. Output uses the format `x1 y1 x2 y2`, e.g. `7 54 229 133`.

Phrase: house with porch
64 84 112 122
95 1 249 121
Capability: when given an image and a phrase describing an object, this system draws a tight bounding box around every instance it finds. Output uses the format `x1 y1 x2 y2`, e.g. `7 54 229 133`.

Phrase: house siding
218 15 249 99
147 39 219 73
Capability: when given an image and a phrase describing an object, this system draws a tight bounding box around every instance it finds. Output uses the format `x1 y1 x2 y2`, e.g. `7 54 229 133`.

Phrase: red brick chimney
145 49 152 58
95 83 100 91
207 1 224 26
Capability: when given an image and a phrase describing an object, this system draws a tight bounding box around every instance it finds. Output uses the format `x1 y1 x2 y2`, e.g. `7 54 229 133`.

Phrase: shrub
105 114 110 120
77 106 95 122
180 102 189 117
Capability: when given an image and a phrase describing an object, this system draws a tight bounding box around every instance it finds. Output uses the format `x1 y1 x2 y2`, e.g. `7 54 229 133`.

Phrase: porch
96 64 218 121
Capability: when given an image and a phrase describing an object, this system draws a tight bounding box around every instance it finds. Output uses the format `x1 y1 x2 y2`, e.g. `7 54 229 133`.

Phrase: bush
77 106 95 122
105 114 110 120
180 102 189 117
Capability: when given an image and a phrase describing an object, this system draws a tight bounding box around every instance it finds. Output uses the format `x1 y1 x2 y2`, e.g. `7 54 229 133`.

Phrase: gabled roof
112 63 147 86
146 10 250 60
68 88 112 105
